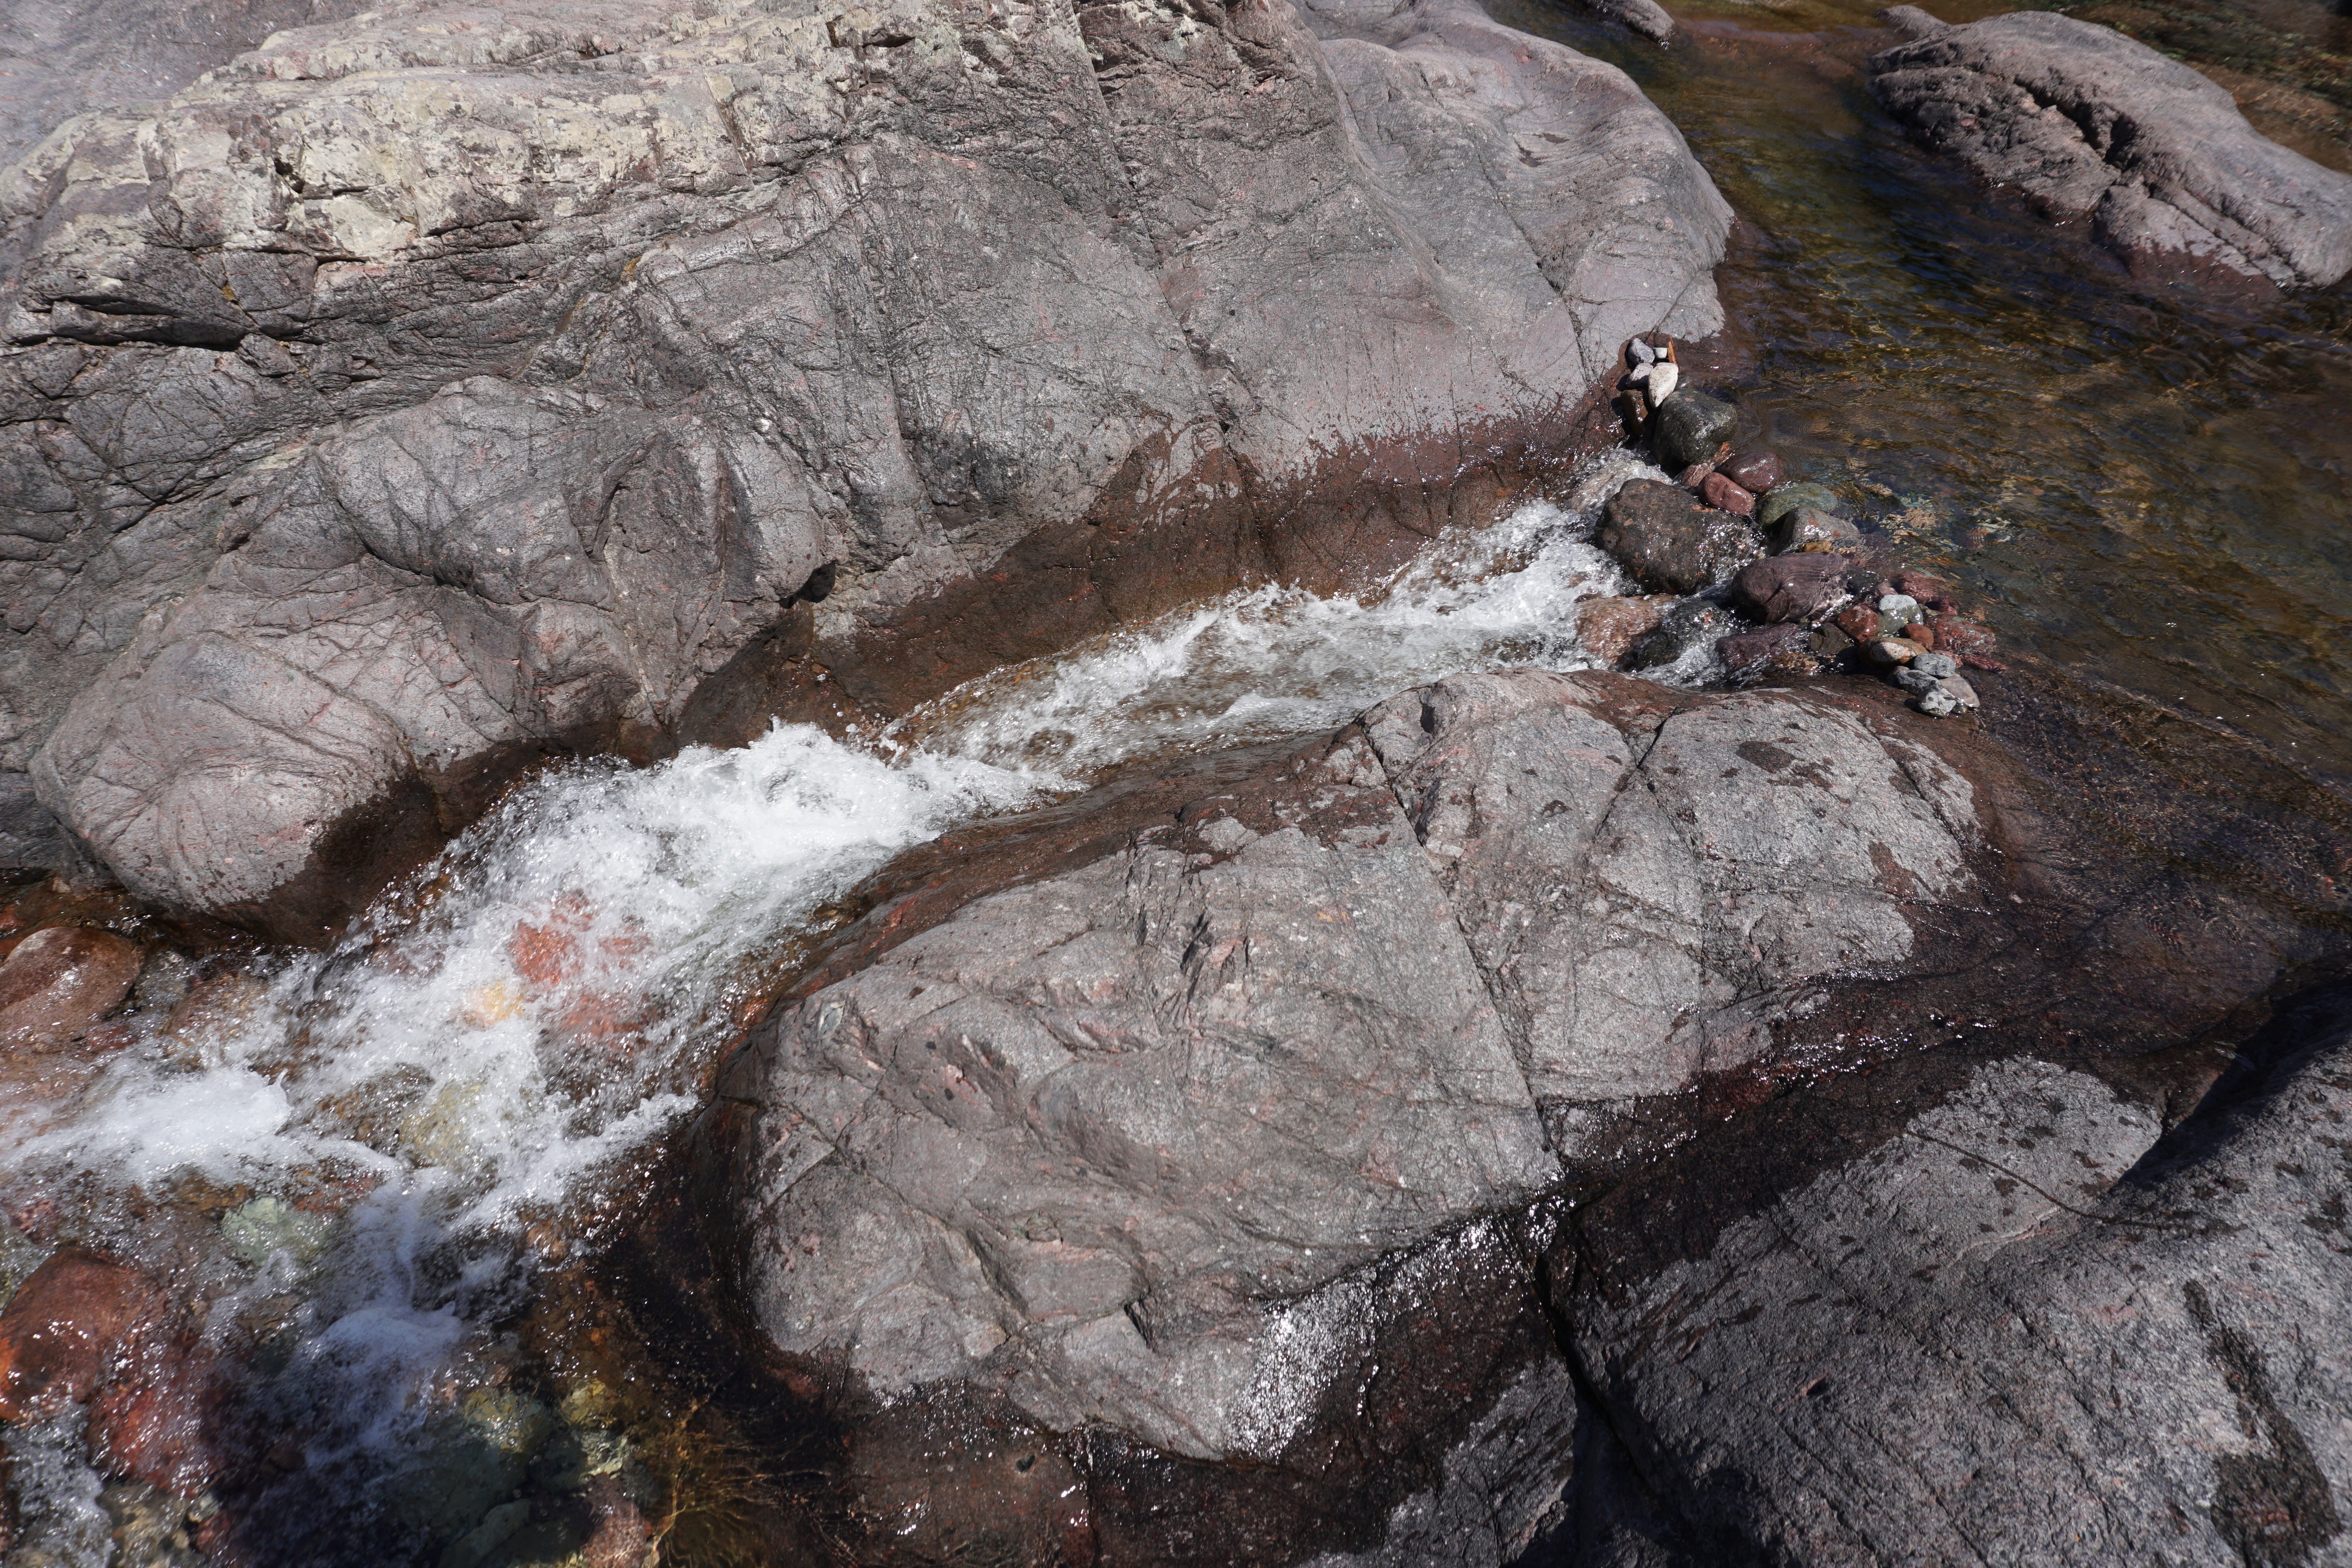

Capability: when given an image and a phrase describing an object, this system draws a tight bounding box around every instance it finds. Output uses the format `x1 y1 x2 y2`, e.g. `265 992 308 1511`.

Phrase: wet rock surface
0 926 142 1048
1595 480 1765 594
737 669 1985 1458
1869 8 2352 286
0 0 1732 939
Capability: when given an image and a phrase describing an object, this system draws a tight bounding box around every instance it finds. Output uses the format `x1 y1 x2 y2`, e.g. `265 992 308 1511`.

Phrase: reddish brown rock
0 927 142 1048
1906 623 1937 651
0 1250 166 1419
1575 594 1678 668
1700 471 1756 516
1719 449 1782 493
90 1336 220 1499
1730 553 1855 624
1718 623 1819 682
1896 570 1959 612
1928 614 2001 668
1833 606 1882 644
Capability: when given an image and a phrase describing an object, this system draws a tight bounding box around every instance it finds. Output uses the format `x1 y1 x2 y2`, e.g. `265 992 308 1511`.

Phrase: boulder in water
1596 480 1765 594
2 0 1736 938
738 671 1984 1460
1557 1002 2352 1563
1649 390 1739 472
1869 9 2352 286
1717 621 1820 682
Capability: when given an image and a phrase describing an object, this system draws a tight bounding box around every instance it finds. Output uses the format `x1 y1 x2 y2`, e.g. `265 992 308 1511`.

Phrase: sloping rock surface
1561 998 2352 1565
737 670 1982 1459
0 0 1731 935
1869 8 2352 287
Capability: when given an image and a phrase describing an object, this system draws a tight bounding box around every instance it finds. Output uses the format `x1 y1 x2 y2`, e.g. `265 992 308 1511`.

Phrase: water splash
0 452 1668 1553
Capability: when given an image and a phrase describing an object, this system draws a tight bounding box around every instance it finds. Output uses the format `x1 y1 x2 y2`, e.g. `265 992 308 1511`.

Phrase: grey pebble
1912 652 1958 679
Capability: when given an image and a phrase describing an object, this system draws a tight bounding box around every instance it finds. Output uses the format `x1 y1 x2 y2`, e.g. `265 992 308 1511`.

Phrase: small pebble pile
1590 336 2002 718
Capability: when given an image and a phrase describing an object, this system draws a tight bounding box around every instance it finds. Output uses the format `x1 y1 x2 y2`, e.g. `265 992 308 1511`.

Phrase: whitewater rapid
0 452 1679 1542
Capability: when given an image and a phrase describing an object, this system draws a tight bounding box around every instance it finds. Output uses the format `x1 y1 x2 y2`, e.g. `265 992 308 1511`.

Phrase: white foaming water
0 452 1675 1544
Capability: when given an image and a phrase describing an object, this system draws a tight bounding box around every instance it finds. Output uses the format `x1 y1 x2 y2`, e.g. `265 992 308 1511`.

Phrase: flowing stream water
5 0 2350 1557
0 464 1658 1561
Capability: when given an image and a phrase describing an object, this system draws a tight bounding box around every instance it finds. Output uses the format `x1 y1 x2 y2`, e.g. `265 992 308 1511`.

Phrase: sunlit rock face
0 0 1730 936
740 670 1983 1457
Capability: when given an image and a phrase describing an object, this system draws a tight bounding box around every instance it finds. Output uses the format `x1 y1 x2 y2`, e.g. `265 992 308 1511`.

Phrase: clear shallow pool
1495 0 2352 781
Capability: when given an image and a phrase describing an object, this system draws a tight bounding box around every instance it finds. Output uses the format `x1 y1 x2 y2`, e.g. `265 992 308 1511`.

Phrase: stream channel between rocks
2 0 2350 1563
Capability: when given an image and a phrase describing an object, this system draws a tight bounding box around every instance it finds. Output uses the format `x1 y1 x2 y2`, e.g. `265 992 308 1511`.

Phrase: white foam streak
0 454 1671 1487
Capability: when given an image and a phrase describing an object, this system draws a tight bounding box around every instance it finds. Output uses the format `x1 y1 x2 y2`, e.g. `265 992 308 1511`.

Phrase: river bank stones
1597 482 1765 595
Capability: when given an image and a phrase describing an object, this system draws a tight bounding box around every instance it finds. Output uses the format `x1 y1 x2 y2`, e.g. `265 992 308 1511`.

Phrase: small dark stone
1769 507 1864 555
1597 481 1765 596
1718 622 1817 683
1809 622 1857 661
1719 450 1781 493
1649 392 1738 473
1842 567 1882 597
1730 553 1855 624
1628 597 1738 671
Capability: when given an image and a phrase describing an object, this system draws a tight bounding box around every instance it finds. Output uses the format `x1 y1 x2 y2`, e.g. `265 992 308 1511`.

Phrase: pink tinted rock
0 928 143 1049
1575 595 1678 668
1720 450 1782 493
1700 472 1756 516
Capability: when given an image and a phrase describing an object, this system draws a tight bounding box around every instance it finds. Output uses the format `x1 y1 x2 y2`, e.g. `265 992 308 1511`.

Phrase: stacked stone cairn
1585 337 2001 716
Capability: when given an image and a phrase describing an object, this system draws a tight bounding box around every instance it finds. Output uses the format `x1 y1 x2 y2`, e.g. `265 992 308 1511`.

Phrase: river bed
3 2 2348 1562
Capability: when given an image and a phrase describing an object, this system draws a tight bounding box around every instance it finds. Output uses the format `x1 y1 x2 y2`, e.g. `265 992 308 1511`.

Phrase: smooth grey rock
1912 650 1959 678
744 671 1984 1456
1767 504 1863 555
1566 1008 2352 1565
1756 479 1843 531
1869 9 2352 286
1916 683 1963 716
1877 592 1920 615
1 0 1736 921
1572 0 1675 44
1893 666 1940 697
1877 3 1950 41
1937 673 1980 708
1648 389 1737 472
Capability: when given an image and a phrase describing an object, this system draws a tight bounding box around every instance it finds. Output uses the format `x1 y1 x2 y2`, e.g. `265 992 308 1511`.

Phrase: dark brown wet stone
1596 479 1766 594
1730 551 1855 623
0 926 142 1048
1719 449 1782 492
